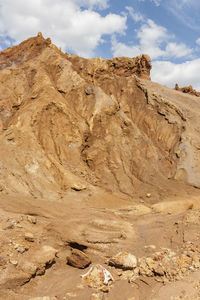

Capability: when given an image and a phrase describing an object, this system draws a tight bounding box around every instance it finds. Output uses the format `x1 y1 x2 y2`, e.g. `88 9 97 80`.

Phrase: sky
0 0 200 90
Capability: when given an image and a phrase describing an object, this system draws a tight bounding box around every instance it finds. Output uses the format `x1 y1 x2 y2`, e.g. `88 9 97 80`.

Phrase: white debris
81 264 114 286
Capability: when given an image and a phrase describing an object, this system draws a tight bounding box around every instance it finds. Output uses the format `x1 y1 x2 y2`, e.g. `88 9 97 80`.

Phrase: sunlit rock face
0 33 200 201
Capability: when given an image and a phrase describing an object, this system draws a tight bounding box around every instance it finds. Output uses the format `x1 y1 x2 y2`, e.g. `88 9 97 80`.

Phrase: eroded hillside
1 34 200 300
1 33 200 200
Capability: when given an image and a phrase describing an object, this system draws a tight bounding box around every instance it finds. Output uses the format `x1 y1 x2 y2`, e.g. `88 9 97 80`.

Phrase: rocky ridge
175 83 200 97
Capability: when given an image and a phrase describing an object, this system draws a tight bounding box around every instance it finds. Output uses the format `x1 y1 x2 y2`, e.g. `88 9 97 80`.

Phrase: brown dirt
1 33 200 299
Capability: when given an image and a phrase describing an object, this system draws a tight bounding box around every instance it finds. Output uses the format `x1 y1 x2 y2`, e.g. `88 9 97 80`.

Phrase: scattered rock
90 293 102 300
67 249 91 269
64 292 77 298
17 246 26 254
27 215 37 224
100 285 110 293
71 183 86 191
25 232 34 242
109 252 137 270
81 264 114 289
144 245 156 250
10 260 18 266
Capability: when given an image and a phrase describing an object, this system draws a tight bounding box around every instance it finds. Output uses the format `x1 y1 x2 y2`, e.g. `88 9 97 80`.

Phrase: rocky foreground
1 33 200 299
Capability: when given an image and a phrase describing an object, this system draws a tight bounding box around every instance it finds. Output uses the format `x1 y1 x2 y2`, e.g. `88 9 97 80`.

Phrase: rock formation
1 33 200 202
175 83 200 97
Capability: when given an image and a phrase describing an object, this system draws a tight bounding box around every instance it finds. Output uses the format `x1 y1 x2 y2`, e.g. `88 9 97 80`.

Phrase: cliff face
0 33 200 200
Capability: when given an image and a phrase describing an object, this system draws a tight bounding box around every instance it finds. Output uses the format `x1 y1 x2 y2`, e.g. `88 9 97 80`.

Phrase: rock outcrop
175 83 200 97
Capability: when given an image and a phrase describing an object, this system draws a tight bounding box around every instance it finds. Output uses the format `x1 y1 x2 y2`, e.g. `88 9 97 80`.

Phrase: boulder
67 249 91 269
109 251 137 270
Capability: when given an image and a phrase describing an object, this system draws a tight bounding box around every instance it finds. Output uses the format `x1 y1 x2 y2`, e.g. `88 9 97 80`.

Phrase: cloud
125 6 144 22
162 0 200 30
196 38 200 45
112 19 192 59
0 0 126 57
165 42 193 58
151 59 200 91
151 0 161 6
74 0 109 10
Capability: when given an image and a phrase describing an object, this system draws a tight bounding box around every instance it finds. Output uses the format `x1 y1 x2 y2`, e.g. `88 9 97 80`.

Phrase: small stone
17 246 26 254
4 218 18 230
71 183 86 191
146 193 151 198
119 270 133 281
144 245 156 250
109 252 137 270
67 249 91 269
10 260 18 266
25 232 34 242
100 285 110 293
10 218 18 224
27 215 37 224
117 270 123 276
65 292 77 297
16 224 23 228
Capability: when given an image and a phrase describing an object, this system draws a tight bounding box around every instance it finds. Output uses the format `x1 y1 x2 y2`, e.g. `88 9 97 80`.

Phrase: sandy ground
1 187 200 300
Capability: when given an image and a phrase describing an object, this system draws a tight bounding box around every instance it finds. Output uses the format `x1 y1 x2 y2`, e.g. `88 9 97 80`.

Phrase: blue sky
0 0 200 90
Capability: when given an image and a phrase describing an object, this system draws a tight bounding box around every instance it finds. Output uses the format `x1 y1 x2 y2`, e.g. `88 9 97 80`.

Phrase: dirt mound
1 34 200 299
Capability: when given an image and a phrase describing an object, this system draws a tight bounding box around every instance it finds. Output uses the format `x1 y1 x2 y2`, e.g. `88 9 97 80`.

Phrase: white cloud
0 0 126 57
165 42 192 58
151 59 200 91
74 0 109 10
126 6 144 22
151 0 161 6
112 19 192 60
196 38 200 45
111 36 141 57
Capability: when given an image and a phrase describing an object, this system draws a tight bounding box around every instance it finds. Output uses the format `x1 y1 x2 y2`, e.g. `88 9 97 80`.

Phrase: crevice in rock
68 242 88 251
